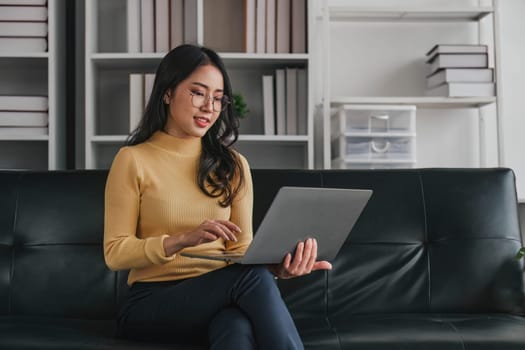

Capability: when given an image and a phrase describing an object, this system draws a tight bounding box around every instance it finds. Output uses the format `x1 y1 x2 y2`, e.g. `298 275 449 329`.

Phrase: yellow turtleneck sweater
103 131 253 286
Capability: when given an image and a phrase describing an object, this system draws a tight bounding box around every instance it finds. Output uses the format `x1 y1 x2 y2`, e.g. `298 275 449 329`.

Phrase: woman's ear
163 94 170 104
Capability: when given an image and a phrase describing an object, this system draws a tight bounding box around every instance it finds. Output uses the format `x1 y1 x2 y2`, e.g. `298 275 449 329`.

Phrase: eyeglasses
189 90 231 112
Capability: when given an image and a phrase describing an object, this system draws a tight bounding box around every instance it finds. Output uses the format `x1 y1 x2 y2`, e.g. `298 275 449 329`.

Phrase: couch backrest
0 169 523 322
251 168 525 326
0 171 120 319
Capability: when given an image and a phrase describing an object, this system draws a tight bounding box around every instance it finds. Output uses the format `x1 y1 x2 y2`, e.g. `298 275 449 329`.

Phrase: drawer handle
370 114 389 120
371 140 390 153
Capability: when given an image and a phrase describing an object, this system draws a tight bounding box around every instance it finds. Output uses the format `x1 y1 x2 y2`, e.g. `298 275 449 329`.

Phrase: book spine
275 69 286 135
129 74 145 132
244 0 256 53
0 5 48 21
0 22 48 37
0 96 48 111
276 0 290 53
0 127 48 136
169 0 184 49
265 0 276 54
0 0 47 4
285 67 297 135
127 0 141 53
296 68 307 135
141 0 155 53
255 0 266 53
291 0 306 53
429 54 488 75
262 75 275 135
155 0 170 52
144 74 156 106
0 37 47 52
0 111 48 127
183 0 198 44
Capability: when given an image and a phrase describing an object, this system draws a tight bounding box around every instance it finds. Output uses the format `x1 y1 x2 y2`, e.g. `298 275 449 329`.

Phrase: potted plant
232 93 249 119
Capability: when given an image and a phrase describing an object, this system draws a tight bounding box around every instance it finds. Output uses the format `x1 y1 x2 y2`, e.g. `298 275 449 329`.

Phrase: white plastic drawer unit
331 104 417 169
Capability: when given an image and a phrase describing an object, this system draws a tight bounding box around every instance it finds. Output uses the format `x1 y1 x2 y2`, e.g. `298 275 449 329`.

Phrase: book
296 68 307 135
0 22 48 37
141 0 155 53
427 68 494 89
0 6 48 21
426 44 488 58
144 74 155 105
0 96 48 111
255 0 266 53
0 126 48 136
426 82 495 97
0 0 47 4
244 0 256 53
129 74 144 132
155 0 170 52
0 111 48 127
265 0 276 53
0 37 47 53
127 0 141 52
262 75 275 135
169 0 184 49
275 69 286 135
276 0 291 53
184 0 198 44
427 53 488 75
291 0 306 53
285 68 298 135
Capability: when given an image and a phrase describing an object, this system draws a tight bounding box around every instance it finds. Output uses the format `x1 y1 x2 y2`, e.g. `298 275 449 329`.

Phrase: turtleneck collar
147 130 203 157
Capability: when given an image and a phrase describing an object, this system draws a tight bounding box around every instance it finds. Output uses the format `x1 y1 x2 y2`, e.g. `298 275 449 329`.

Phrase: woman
104 44 332 349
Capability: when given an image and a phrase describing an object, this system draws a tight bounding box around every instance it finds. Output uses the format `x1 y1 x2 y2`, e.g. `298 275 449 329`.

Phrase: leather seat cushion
0 316 204 350
333 313 525 350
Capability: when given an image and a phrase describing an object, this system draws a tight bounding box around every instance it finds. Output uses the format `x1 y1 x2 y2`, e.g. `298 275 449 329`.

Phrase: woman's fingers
202 220 238 242
312 261 333 271
304 238 318 272
284 238 332 276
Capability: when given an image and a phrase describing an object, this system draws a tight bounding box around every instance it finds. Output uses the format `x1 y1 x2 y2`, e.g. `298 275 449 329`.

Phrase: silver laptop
181 186 372 264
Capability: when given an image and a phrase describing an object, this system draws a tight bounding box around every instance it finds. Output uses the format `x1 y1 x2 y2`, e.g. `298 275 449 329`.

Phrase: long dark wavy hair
126 44 244 207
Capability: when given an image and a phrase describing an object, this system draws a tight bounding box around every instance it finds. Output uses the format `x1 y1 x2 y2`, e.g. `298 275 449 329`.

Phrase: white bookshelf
84 0 314 169
0 0 66 170
318 1 501 169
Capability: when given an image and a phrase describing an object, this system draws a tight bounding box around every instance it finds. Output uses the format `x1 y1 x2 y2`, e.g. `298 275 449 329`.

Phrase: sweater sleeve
103 147 174 271
226 153 254 253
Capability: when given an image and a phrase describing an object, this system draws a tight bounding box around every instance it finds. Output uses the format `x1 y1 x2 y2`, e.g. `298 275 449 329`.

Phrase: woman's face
164 64 225 139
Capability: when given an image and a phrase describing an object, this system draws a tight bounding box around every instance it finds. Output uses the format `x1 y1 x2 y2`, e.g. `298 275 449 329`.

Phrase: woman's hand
268 238 332 279
163 219 241 256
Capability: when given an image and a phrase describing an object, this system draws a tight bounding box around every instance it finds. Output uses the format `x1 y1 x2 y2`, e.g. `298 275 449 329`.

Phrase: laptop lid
240 186 372 264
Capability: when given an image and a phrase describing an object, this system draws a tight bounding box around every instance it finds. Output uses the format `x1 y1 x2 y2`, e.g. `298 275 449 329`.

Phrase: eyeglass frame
188 90 231 112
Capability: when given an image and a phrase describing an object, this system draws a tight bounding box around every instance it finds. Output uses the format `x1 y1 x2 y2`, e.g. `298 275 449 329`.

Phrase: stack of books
262 67 307 135
425 44 495 97
0 95 49 136
127 0 197 53
245 0 306 54
0 0 48 53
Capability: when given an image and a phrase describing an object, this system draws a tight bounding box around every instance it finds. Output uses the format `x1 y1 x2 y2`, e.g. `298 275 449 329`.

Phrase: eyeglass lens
191 93 230 112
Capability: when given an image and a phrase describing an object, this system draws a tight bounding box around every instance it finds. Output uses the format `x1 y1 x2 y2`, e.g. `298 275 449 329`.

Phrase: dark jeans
118 264 304 350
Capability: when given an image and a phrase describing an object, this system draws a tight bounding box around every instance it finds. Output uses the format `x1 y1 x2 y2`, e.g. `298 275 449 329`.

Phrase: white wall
496 0 525 200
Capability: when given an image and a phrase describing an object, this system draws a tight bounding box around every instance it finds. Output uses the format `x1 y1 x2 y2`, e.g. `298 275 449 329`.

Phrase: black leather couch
1 168 524 349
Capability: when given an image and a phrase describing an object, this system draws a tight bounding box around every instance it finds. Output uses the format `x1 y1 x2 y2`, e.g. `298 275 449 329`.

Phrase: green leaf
232 93 249 119
515 247 525 260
